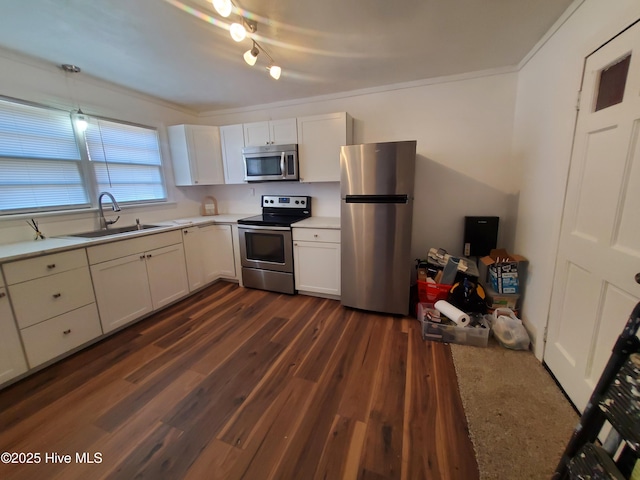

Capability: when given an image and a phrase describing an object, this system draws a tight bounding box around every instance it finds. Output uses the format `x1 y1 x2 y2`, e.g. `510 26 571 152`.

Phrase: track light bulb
212 0 232 17
244 45 259 66
230 22 247 42
269 65 281 80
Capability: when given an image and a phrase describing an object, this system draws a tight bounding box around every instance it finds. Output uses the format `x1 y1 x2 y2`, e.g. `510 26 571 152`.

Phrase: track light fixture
229 22 246 42
212 0 232 17
211 0 282 80
268 65 281 80
243 42 259 66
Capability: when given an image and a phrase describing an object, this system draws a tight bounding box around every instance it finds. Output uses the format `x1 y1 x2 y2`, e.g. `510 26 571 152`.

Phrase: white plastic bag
491 308 530 350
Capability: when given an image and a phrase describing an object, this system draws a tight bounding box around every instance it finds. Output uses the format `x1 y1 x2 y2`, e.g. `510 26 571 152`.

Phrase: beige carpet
450 338 580 479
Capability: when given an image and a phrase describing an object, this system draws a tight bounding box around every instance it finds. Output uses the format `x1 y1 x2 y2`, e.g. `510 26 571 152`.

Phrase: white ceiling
0 0 575 113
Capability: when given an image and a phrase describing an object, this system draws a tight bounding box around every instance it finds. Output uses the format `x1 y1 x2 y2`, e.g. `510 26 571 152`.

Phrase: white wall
0 49 202 243
512 0 640 359
203 71 520 261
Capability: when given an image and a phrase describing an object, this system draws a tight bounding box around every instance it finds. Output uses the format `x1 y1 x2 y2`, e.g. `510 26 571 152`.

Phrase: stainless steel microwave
242 144 298 182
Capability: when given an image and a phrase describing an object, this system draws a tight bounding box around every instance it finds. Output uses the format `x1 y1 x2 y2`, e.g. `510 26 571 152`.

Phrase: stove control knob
301 200 306 204
295 200 299 204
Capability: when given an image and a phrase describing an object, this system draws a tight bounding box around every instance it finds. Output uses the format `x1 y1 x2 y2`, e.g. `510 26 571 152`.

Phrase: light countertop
0 214 252 264
294 217 340 229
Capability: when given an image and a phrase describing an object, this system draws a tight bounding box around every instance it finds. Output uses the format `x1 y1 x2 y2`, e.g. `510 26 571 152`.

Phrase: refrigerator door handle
344 194 409 204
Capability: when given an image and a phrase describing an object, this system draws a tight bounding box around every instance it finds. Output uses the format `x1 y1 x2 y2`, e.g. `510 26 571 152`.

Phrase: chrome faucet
98 192 121 230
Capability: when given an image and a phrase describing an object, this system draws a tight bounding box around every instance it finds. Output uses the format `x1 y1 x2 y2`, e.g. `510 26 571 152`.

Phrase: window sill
0 201 178 224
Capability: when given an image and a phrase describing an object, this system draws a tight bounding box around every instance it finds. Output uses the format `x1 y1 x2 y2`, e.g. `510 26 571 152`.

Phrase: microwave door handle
243 156 249 181
280 152 286 177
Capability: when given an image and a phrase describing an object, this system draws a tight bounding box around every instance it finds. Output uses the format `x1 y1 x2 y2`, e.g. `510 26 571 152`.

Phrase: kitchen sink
66 224 164 238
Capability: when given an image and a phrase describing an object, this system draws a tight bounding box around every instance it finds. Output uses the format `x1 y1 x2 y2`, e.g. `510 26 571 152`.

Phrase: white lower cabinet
0 224 238 386
20 304 102 368
91 253 154 333
0 286 28 383
146 243 190 309
2 248 103 369
88 231 189 334
9 267 96 329
183 224 236 291
207 224 236 279
293 228 341 297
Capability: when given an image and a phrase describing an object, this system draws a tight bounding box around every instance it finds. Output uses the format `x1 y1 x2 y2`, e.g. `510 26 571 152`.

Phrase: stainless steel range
238 195 311 294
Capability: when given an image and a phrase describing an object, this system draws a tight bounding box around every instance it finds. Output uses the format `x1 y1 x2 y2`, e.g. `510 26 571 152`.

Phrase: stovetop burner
238 213 307 227
238 195 311 228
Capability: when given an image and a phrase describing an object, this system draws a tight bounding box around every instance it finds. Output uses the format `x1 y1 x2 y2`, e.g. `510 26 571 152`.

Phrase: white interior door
544 21 640 413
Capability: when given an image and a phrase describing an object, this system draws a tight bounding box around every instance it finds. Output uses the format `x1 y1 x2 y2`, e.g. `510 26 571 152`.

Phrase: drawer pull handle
47 264 56 269
314 234 318 238
63 329 71 335
0 292 5 298
52 293 62 298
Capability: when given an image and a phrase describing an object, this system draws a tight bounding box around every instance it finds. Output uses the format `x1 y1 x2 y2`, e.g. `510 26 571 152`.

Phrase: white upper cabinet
220 124 246 184
168 124 225 186
243 118 298 146
296 112 353 182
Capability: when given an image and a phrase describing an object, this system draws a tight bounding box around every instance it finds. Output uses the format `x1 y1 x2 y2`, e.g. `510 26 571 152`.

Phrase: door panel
615 120 640 254
545 22 640 412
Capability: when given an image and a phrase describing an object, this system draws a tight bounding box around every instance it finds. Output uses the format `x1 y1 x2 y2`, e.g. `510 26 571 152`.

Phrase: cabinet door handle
0 292 5 298
140 255 145 260
314 234 318 238
183 230 188 234
47 264 56 269
146 254 152 258
63 329 71 335
294 243 298 246
52 293 62 299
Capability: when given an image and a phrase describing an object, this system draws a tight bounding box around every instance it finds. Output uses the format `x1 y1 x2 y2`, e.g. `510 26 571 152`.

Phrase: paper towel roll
434 300 470 327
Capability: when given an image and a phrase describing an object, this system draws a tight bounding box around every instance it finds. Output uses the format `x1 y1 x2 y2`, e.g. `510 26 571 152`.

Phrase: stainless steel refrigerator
340 140 417 315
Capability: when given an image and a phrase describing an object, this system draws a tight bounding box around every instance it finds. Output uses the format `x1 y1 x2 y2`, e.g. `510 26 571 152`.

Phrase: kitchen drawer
9 266 96 329
87 230 182 265
292 228 340 243
20 303 102 368
3 249 88 285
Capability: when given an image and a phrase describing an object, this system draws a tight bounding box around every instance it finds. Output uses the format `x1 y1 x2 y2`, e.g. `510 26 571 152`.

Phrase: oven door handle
239 225 291 231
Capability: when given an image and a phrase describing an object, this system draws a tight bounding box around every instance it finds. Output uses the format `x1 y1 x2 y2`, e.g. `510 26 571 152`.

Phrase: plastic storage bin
417 303 490 347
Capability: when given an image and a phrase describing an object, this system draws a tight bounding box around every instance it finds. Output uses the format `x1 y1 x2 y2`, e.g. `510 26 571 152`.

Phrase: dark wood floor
0 281 479 480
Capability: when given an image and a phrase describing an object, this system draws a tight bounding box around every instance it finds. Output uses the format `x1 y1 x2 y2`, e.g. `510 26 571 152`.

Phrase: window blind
85 119 166 203
0 99 89 213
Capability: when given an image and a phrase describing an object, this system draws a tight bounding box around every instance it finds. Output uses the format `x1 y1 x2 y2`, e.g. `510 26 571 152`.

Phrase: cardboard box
484 283 521 310
479 249 528 294
489 264 519 293
417 267 428 282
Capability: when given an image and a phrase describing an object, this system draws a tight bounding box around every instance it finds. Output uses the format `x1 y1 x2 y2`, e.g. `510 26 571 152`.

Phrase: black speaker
463 216 499 257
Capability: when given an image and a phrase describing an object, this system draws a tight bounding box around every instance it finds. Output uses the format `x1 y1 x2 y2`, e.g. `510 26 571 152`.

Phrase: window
0 96 166 215
0 98 88 213
595 53 631 112
84 118 166 204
